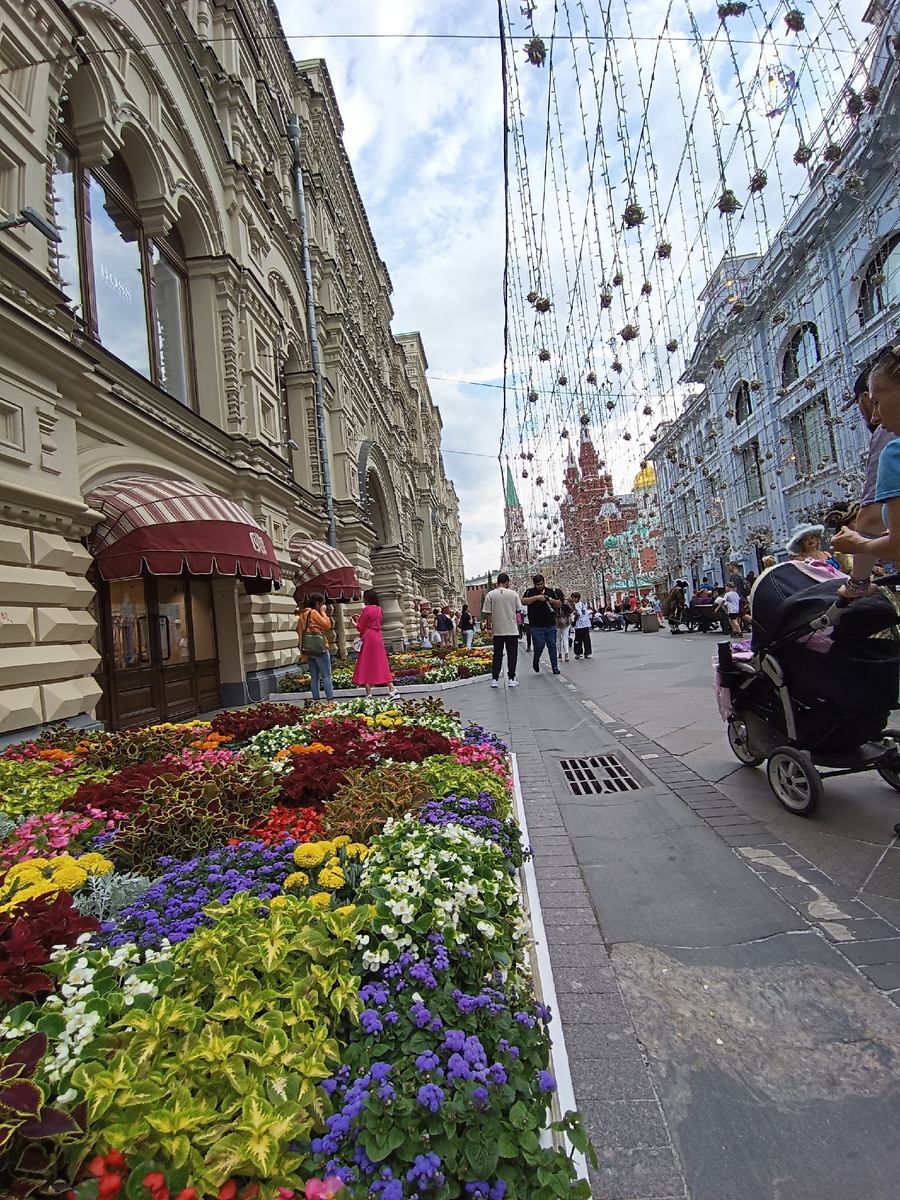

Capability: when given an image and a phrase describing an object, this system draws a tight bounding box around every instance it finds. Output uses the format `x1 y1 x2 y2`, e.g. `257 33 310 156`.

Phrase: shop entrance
92 572 220 729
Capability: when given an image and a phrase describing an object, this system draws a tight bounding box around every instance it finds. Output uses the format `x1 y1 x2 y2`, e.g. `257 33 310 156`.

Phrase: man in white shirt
722 582 743 636
481 572 521 687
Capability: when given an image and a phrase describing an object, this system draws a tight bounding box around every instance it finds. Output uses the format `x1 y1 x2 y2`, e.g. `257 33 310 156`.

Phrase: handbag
352 635 364 653
300 611 327 657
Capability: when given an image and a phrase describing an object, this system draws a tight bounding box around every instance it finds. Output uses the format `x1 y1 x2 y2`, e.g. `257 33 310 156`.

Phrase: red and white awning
290 537 361 601
86 476 280 582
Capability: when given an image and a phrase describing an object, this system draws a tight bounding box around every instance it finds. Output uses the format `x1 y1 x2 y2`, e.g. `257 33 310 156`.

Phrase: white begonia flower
379 924 398 941
76 932 93 945
476 921 497 939
57 1087 78 1106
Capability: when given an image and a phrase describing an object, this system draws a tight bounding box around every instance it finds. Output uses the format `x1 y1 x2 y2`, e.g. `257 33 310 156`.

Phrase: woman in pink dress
352 589 398 697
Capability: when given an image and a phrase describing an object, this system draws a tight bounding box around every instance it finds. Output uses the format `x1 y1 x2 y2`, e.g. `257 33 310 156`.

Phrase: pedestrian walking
459 603 476 649
721 581 743 636
352 589 398 698
435 605 454 646
481 572 520 687
555 598 572 663
522 573 562 673
522 607 531 651
571 592 593 659
297 593 334 701
666 579 688 634
418 610 432 649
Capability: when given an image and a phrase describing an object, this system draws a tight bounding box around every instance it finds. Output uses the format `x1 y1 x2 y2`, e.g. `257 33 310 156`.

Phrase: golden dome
633 463 657 490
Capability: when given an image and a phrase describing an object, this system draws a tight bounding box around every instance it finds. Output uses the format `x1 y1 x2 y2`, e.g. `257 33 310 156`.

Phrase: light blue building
651 9 900 590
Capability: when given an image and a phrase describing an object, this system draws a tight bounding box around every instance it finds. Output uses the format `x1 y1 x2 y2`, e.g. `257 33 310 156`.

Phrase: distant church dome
633 463 657 490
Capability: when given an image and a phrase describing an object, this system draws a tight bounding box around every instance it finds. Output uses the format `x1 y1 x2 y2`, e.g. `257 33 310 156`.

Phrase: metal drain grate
558 754 641 795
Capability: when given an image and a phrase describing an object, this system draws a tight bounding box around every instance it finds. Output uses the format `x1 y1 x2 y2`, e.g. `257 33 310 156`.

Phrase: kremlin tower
501 463 530 569
560 420 632 559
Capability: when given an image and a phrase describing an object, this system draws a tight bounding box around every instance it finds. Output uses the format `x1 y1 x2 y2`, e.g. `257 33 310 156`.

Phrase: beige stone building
0 0 463 735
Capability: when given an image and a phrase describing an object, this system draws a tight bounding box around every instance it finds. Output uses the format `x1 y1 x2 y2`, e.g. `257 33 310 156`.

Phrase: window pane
190 579 217 661
52 146 82 313
88 175 150 377
109 579 149 672
150 243 191 405
156 577 190 664
884 241 900 309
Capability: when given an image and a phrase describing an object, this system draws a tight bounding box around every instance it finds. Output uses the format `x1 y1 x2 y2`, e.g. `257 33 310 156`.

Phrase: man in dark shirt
521 573 562 674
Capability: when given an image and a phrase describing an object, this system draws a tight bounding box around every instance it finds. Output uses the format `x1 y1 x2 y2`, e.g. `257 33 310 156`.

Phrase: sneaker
532 662 540 673
509 678 519 686
490 679 500 688
552 669 561 675
574 655 582 660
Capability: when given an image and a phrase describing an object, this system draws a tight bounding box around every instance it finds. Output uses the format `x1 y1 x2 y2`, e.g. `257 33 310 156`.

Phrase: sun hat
785 523 825 555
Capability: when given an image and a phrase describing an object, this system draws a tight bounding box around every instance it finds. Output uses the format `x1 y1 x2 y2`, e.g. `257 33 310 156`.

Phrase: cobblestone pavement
437 632 900 1200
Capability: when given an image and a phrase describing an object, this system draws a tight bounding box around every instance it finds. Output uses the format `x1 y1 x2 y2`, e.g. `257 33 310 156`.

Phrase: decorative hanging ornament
536 476 544 486
666 339 678 353
620 324 638 342
522 469 529 478
717 189 742 215
749 379 763 392
553 494 560 501
623 202 646 228
657 242 672 260
731 299 746 314
528 390 538 403
772 310 787 324
823 143 843 165
579 412 590 426
749 169 768 193
524 37 547 66
599 292 613 309
611 360 623 373
586 371 597 384
713 355 726 368
606 399 616 411
538 347 551 361
622 432 632 441
561 428 570 439
784 10 806 34
534 297 551 313
794 144 813 165
558 374 568 386
526 452 533 461
526 290 538 304
718 3 748 18
641 281 653 295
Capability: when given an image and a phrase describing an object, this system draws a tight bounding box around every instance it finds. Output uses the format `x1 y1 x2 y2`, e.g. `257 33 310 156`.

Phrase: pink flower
304 1178 346 1200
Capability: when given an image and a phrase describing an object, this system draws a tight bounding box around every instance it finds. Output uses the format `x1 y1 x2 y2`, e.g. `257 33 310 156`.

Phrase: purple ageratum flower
537 1070 557 1093
514 1012 535 1028
446 1053 471 1082
490 1182 508 1200
489 1063 507 1085
416 1083 445 1113
406 1153 444 1185
370 1062 392 1082
535 1002 551 1021
443 1029 466 1053
360 1009 384 1035
416 1051 440 1073
471 1086 489 1108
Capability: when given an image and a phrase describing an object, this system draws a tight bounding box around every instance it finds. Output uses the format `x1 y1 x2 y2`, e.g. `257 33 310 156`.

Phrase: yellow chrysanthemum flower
283 871 309 889
336 905 356 916
4 862 46 884
293 842 331 868
50 867 87 890
75 853 114 875
318 867 345 890
332 835 351 847
343 843 369 861
310 892 332 908
269 896 288 908
327 855 342 869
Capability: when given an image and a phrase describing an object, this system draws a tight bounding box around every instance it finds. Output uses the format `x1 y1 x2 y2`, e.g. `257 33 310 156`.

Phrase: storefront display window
108 579 149 671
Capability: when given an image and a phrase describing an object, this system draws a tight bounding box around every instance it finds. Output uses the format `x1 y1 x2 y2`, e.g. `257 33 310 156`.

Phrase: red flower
218 1183 238 1200
143 1173 166 1191
97 1174 123 1196
175 1190 198 1200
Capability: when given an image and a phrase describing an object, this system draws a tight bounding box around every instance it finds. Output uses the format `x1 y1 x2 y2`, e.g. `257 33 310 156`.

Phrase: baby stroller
718 563 900 816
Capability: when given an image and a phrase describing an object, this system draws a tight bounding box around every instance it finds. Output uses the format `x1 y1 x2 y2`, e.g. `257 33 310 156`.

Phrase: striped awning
86 476 280 583
290 537 361 601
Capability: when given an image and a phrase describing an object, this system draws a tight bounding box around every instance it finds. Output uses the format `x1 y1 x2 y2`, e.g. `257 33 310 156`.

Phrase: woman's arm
832 496 900 562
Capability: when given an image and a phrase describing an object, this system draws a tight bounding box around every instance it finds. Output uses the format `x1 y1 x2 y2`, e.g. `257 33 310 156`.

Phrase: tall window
859 235 900 325
781 323 821 385
740 441 763 503
790 398 835 474
735 381 752 425
52 112 195 406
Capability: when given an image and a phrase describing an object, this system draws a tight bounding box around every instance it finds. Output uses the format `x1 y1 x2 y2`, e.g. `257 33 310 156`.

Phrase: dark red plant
0 893 101 1007
209 703 305 744
62 761 190 817
278 752 350 808
375 727 455 763
0 1032 87 1198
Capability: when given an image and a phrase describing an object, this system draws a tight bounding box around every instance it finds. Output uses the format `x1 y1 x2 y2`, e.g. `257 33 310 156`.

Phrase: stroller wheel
876 762 900 794
767 747 823 816
727 716 763 767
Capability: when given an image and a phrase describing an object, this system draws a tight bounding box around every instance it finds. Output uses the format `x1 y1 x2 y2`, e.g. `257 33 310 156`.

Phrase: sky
277 0 508 578
275 1 873 579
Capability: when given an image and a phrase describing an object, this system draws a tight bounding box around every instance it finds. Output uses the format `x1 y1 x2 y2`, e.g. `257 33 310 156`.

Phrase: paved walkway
439 632 900 1200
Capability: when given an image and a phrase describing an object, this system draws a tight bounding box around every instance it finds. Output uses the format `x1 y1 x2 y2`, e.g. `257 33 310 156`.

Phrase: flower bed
0 701 593 1200
279 649 494 693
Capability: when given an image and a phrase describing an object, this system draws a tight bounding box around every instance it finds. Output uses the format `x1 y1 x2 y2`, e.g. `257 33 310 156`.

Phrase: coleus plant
0 892 100 1006
0 1031 87 1199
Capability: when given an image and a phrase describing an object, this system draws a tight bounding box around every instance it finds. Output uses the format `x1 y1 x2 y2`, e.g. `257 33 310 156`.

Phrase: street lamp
0 207 61 243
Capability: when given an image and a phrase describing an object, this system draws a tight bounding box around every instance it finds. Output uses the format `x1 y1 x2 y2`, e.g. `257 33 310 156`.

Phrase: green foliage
72 895 370 1192
72 871 152 922
108 762 279 874
0 761 107 822
326 763 433 844
420 757 511 815
73 727 202 772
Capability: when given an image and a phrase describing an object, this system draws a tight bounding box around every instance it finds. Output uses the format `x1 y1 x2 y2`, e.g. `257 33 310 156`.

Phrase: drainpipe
288 114 336 551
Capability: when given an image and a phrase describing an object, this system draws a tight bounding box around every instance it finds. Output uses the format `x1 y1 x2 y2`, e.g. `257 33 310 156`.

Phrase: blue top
875 439 900 526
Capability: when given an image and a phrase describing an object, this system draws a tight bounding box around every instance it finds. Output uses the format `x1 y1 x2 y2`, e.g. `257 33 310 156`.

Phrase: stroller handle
809 597 850 631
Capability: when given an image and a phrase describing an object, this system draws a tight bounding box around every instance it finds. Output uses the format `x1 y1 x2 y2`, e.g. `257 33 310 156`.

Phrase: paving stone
552 968 621 997
819 917 900 942
542 904 598 925
544 923 606 945
569 1043 658 1103
579 1098 671 1150
857 960 900 990
547 941 611 970
588 1145 686 1200
838 938 900 966
557 991 633 1025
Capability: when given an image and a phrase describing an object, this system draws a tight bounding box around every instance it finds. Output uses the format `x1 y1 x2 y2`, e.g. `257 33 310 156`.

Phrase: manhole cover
558 755 641 795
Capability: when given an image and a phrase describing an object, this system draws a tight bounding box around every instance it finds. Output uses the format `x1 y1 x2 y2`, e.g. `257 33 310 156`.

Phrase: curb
270 672 492 702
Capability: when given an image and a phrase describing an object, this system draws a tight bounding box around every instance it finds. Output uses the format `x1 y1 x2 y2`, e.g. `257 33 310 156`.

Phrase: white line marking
640 753 660 760
581 700 615 723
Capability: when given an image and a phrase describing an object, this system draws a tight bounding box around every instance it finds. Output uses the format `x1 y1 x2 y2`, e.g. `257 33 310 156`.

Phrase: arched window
859 235 900 325
52 110 195 406
781 323 821 385
734 381 752 425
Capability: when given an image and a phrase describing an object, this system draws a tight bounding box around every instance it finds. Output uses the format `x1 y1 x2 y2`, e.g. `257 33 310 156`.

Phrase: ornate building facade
500 465 530 576
650 3 899 589
0 0 463 735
